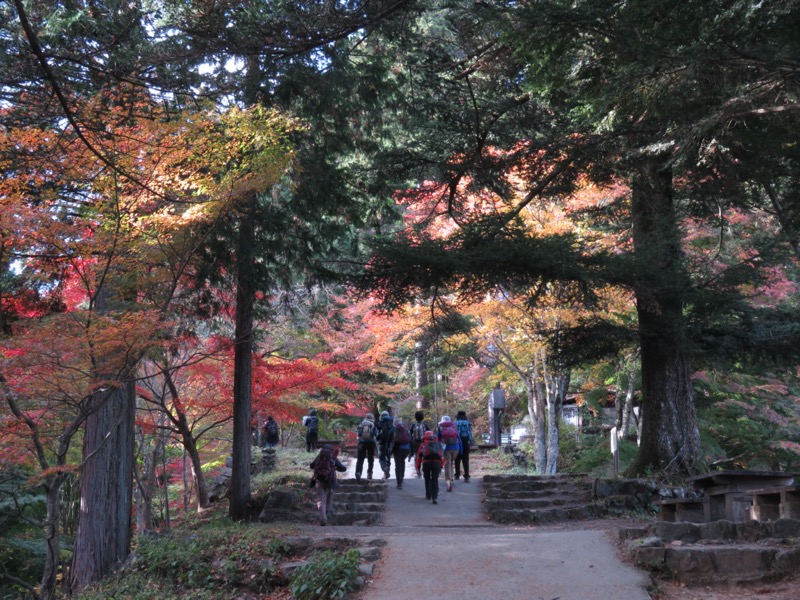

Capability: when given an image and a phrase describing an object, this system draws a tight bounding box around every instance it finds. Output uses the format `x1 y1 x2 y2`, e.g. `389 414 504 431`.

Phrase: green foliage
289 549 360 600
558 423 638 476
695 371 800 471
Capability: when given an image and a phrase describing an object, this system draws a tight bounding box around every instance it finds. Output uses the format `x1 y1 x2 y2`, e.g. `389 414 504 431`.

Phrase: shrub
289 549 360 600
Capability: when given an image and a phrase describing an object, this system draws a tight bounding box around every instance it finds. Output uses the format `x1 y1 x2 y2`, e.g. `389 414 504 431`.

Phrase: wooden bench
659 497 708 523
733 485 800 521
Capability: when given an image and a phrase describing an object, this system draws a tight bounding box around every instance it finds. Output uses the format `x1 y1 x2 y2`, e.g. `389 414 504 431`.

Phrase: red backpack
440 422 459 446
394 423 411 444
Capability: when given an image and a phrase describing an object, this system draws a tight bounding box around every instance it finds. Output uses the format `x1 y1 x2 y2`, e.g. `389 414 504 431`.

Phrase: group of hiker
308 408 475 523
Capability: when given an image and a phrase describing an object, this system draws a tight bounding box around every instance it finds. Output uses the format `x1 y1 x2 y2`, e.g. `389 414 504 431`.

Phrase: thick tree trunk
70 381 135 590
230 196 255 520
628 162 701 477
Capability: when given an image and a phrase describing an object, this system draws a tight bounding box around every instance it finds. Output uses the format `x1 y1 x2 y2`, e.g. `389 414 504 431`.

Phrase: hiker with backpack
309 444 347 526
454 410 475 482
437 415 463 493
376 410 395 480
409 411 430 478
302 408 319 452
391 417 412 489
355 413 377 481
416 430 444 504
263 415 280 449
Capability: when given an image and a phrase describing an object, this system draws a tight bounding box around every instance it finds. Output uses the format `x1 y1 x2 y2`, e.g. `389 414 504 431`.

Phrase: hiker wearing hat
302 408 319 452
309 444 347 525
376 410 395 480
416 430 444 504
355 413 377 481
409 411 430 478
437 415 463 492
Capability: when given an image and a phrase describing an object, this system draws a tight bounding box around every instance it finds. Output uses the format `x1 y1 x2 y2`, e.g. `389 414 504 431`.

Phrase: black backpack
306 415 318 433
411 421 427 443
265 420 279 436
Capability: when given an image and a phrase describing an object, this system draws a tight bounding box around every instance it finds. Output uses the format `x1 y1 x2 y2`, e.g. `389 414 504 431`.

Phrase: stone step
488 487 588 500
333 501 384 513
329 511 383 526
489 504 605 524
485 496 589 510
632 543 800 585
334 491 386 503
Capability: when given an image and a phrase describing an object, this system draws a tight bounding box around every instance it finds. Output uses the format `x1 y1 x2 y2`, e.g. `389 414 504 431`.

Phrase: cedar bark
628 161 701 477
229 194 255 520
70 380 136 590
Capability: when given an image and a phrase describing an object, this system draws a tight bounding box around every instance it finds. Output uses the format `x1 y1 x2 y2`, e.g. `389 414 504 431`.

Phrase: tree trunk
620 368 636 440
230 194 255 520
183 431 210 509
40 480 62 600
528 370 547 473
544 372 568 475
70 381 135 590
134 426 162 533
628 162 701 477
414 341 429 409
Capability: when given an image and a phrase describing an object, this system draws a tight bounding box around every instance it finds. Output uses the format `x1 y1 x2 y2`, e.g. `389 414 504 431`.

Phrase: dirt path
351 472 653 600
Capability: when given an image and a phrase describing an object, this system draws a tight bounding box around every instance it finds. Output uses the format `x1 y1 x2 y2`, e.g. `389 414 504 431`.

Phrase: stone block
771 518 800 539
664 548 716 581
711 547 774 577
773 547 800 574
700 520 737 542
356 546 381 561
654 521 701 543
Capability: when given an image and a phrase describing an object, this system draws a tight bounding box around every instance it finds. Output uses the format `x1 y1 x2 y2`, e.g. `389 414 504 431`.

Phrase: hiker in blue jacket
454 410 475 482
302 408 319 452
437 415 463 493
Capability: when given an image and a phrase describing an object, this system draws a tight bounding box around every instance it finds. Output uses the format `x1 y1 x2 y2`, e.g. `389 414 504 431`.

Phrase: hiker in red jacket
416 431 445 504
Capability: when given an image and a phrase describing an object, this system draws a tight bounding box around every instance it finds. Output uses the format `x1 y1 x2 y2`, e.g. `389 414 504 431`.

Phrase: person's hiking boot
447 481 453 492
432 498 438 504
367 473 373 480
396 483 402 489
464 476 470 482
383 470 390 480
355 473 362 482
416 470 422 478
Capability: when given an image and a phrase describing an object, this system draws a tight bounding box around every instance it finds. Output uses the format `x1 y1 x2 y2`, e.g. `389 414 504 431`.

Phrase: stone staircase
483 474 606 525
622 518 800 585
329 479 386 526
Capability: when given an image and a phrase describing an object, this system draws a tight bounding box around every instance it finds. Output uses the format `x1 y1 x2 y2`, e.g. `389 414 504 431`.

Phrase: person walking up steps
454 410 474 482
263 415 280 449
417 430 444 503
437 415 462 492
309 444 347 526
392 417 412 489
376 410 395 479
409 411 430 478
302 408 319 452
355 413 377 481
